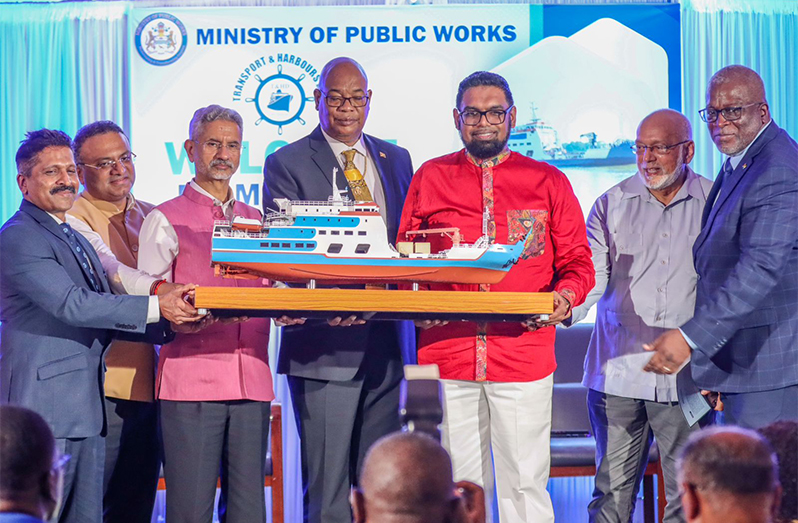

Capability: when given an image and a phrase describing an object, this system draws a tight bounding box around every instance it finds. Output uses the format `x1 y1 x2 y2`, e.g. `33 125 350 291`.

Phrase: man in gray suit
0 129 199 523
263 57 415 523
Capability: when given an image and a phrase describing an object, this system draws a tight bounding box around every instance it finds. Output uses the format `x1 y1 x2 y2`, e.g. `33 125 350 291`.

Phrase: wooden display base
194 287 553 322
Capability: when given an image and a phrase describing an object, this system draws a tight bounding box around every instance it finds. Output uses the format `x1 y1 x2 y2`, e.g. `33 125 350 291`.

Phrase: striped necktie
61 223 102 292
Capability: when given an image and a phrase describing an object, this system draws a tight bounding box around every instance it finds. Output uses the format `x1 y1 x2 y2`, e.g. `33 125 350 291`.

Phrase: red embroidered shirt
398 150 595 382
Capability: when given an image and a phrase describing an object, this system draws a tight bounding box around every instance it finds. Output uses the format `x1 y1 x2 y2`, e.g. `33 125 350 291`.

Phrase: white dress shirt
137 179 236 281
49 212 160 322
320 127 387 224
569 168 713 401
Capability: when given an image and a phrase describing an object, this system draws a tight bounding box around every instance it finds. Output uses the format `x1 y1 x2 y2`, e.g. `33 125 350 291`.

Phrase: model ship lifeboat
211 198 525 285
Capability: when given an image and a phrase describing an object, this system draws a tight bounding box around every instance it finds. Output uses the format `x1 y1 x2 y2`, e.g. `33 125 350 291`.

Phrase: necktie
341 149 374 202
707 158 733 211
61 223 102 292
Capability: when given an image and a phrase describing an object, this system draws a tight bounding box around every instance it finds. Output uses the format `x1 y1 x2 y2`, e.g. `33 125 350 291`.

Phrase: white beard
639 158 685 191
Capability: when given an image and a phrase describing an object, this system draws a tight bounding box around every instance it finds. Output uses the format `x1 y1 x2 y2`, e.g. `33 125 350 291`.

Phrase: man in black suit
263 57 415 523
0 129 198 523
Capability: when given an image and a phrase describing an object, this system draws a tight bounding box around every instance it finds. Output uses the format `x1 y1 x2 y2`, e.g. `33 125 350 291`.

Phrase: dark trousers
720 384 798 428
160 400 271 523
102 397 160 523
587 390 706 523
288 339 403 523
55 435 104 523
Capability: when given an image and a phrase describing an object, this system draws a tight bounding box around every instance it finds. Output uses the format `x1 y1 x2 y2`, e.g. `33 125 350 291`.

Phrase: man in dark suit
0 130 199 523
645 65 798 428
263 57 415 523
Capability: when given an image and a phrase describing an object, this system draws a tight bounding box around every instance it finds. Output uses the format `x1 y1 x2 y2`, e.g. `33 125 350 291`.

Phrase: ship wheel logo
247 64 315 135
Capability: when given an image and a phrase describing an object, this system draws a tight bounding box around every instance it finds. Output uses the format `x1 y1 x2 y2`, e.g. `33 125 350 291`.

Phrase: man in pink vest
138 105 286 523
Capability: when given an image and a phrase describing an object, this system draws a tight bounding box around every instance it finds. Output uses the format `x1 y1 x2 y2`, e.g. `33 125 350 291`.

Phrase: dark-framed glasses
321 91 370 108
194 140 241 154
699 102 763 123
458 106 514 126
631 141 690 155
80 152 136 171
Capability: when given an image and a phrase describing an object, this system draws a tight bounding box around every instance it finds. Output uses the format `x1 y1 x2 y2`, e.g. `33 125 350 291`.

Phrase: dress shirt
321 127 387 223
570 168 712 401
47 211 160 323
138 180 235 281
399 150 594 382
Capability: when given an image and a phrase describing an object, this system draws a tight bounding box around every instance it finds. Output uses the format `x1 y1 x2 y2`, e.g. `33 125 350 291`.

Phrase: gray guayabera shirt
568 167 713 402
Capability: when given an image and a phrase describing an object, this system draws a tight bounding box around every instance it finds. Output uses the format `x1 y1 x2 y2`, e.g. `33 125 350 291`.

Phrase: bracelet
150 279 167 296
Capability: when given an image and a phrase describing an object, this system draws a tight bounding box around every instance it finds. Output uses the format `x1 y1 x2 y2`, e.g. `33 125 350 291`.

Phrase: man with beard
397 71 594 523
563 109 713 523
138 105 300 523
645 66 798 429
0 129 198 523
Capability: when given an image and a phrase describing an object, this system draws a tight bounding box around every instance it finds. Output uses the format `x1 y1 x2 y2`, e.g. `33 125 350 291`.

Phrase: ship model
210 197 525 286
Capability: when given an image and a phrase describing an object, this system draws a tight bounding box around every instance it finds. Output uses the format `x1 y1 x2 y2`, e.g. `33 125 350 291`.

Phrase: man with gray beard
563 109 714 523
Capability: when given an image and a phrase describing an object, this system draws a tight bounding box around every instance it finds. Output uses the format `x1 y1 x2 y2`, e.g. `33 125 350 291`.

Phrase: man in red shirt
398 71 594 523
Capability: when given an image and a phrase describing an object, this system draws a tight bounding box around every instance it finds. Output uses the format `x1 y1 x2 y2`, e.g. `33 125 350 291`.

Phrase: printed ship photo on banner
130 3 680 221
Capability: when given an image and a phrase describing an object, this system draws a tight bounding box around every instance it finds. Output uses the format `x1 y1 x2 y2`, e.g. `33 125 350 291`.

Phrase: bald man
645 66 798 429
678 426 782 523
351 432 484 523
565 109 714 523
263 57 415 523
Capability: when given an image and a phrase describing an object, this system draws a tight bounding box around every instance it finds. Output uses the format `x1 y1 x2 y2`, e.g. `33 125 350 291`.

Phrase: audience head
0 405 65 520
351 431 484 523
185 104 243 184
15 129 78 220
759 421 798 523
453 71 516 161
679 426 782 523
704 65 770 156
73 121 136 207
635 109 694 192
314 57 370 147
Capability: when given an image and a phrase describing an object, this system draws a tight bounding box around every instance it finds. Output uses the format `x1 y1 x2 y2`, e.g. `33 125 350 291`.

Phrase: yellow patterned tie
342 149 374 202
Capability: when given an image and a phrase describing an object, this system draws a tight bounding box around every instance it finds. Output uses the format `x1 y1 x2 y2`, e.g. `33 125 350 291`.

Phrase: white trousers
441 376 554 523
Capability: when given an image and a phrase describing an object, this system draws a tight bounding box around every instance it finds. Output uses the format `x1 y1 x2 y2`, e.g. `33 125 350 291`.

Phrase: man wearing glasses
67 121 161 523
263 57 415 523
138 105 294 523
398 71 594 523
645 65 798 429
564 109 713 523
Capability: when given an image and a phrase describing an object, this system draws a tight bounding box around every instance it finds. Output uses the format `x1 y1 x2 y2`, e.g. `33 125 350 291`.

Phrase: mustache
50 185 76 195
210 159 234 169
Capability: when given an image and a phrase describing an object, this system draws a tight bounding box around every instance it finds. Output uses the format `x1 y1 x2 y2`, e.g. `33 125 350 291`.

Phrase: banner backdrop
130 4 680 216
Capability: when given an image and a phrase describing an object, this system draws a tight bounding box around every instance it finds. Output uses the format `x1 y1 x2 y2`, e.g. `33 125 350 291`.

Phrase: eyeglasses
194 140 241 154
631 141 690 155
320 91 370 108
699 103 763 123
458 106 514 126
80 153 136 171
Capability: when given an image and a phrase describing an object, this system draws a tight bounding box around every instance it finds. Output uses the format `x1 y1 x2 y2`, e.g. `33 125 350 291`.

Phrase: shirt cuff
147 296 161 324
679 328 698 350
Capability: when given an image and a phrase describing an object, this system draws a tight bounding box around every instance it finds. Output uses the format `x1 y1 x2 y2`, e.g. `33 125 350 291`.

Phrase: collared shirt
137 180 235 281
320 127 387 223
398 149 594 382
570 168 713 401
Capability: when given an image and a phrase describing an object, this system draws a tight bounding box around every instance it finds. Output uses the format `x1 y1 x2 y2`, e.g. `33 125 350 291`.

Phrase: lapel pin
742 163 747 169
379 151 387 158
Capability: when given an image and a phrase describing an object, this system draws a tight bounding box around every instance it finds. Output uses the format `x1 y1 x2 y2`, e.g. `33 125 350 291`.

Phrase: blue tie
61 223 102 292
707 158 733 211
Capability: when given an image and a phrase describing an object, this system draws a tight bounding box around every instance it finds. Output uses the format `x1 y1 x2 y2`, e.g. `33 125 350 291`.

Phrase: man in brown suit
68 121 160 523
